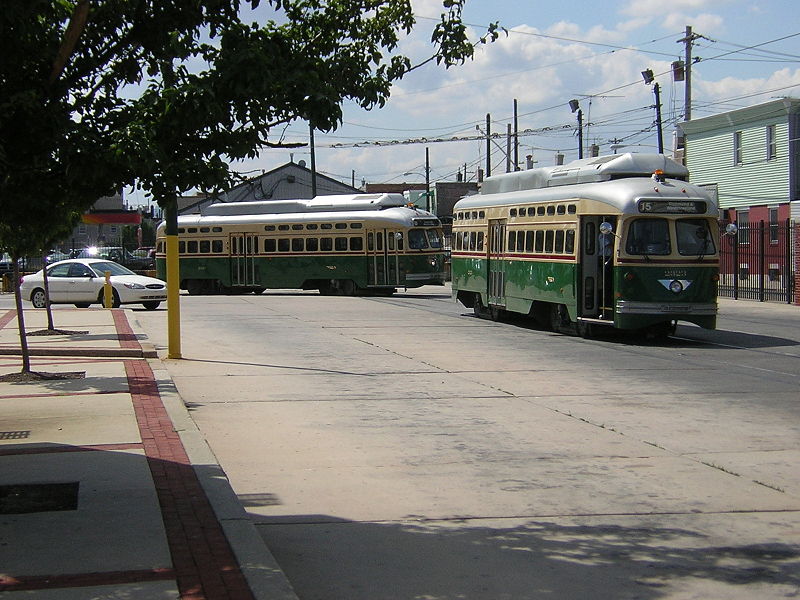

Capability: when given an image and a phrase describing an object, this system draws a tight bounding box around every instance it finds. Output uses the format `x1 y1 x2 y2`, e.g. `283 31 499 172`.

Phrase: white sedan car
20 259 166 310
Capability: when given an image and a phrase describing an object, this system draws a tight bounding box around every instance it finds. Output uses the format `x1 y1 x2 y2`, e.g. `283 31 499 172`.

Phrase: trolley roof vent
480 153 689 195
201 193 409 216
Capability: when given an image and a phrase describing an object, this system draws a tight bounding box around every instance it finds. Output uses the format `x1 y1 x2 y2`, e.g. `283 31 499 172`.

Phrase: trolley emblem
658 279 692 294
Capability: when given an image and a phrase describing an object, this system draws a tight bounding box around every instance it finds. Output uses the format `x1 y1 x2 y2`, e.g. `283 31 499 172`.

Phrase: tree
1 0 499 368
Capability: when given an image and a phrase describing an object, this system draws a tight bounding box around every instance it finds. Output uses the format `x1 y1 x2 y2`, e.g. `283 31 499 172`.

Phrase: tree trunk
42 253 55 330
11 257 31 373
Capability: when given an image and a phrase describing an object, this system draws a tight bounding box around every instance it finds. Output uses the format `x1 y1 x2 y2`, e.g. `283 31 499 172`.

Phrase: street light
569 99 583 159
641 69 664 153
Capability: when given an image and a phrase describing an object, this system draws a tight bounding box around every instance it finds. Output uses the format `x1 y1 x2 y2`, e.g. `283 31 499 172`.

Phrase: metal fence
718 219 796 303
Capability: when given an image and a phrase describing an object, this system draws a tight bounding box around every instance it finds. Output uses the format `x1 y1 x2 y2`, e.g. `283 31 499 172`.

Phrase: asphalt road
9 288 800 599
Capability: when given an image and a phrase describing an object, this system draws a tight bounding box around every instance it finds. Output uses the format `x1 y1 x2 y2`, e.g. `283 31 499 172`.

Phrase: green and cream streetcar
155 193 446 296
451 153 723 337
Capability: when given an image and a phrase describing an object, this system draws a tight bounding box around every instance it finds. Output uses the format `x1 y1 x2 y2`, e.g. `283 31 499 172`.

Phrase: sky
125 0 800 206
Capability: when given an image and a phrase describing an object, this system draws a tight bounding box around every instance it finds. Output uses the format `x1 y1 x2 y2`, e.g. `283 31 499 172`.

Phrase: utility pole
309 124 317 197
506 124 512 173
485 113 491 178
654 82 664 153
678 25 700 121
424 146 430 211
513 99 519 170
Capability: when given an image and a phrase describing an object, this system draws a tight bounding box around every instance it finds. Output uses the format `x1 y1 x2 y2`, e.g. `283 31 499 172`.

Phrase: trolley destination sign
638 200 707 214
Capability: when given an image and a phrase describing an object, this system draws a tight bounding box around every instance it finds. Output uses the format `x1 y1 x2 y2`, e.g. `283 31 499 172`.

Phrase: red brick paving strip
125 358 256 600
112 308 143 349
0 309 16 330
0 311 256 599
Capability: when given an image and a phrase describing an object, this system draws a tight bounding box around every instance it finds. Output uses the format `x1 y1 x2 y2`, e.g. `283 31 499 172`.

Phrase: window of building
733 131 743 165
769 207 779 244
737 209 750 244
766 125 777 161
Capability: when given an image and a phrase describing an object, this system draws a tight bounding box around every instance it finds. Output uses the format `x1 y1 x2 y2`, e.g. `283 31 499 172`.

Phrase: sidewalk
0 308 298 600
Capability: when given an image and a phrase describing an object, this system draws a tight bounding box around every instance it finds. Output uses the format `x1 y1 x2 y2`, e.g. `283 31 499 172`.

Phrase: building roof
680 98 800 134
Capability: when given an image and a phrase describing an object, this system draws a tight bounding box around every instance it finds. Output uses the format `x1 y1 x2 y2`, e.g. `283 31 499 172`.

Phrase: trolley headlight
429 257 437 267
668 280 684 294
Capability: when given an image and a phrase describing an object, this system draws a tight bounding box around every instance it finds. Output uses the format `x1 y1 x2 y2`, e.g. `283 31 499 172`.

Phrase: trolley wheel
488 305 503 322
576 320 594 338
473 295 489 319
339 280 357 296
549 303 569 332
252 287 266 295
186 280 205 296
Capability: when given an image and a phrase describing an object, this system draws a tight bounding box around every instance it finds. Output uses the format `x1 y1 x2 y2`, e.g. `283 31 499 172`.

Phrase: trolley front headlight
668 280 684 293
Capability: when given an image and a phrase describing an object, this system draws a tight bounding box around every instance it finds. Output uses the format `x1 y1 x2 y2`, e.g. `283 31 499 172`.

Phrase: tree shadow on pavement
252 514 800 600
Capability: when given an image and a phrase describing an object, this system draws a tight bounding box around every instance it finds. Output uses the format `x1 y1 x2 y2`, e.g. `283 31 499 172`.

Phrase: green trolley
155 193 446 296
451 153 723 337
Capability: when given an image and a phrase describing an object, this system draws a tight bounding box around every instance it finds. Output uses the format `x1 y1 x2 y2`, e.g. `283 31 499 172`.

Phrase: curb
0 345 158 358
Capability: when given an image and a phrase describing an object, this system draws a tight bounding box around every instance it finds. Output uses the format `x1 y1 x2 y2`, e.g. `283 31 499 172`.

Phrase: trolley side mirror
599 222 614 235
724 223 738 236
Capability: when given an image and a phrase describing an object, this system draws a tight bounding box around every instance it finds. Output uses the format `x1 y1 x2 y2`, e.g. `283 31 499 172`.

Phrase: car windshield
625 218 671 256
89 261 135 276
676 218 716 256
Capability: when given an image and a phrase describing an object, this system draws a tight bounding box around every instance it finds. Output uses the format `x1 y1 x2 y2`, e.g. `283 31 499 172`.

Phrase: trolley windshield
408 228 444 250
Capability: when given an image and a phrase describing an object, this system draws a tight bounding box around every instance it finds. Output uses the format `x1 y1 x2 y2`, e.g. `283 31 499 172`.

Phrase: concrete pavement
0 306 298 600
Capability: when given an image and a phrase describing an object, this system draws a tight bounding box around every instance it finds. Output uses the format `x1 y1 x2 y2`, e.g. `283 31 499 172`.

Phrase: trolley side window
626 219 671 255
676 218 716 255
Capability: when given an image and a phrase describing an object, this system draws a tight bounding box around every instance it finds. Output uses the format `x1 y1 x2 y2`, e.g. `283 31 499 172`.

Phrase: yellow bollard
103 271 113 308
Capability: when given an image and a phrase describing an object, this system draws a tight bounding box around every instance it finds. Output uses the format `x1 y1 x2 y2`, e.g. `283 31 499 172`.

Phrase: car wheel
74 303 91 308
142 301 160 310
97 289 121 308
30 288 47 309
